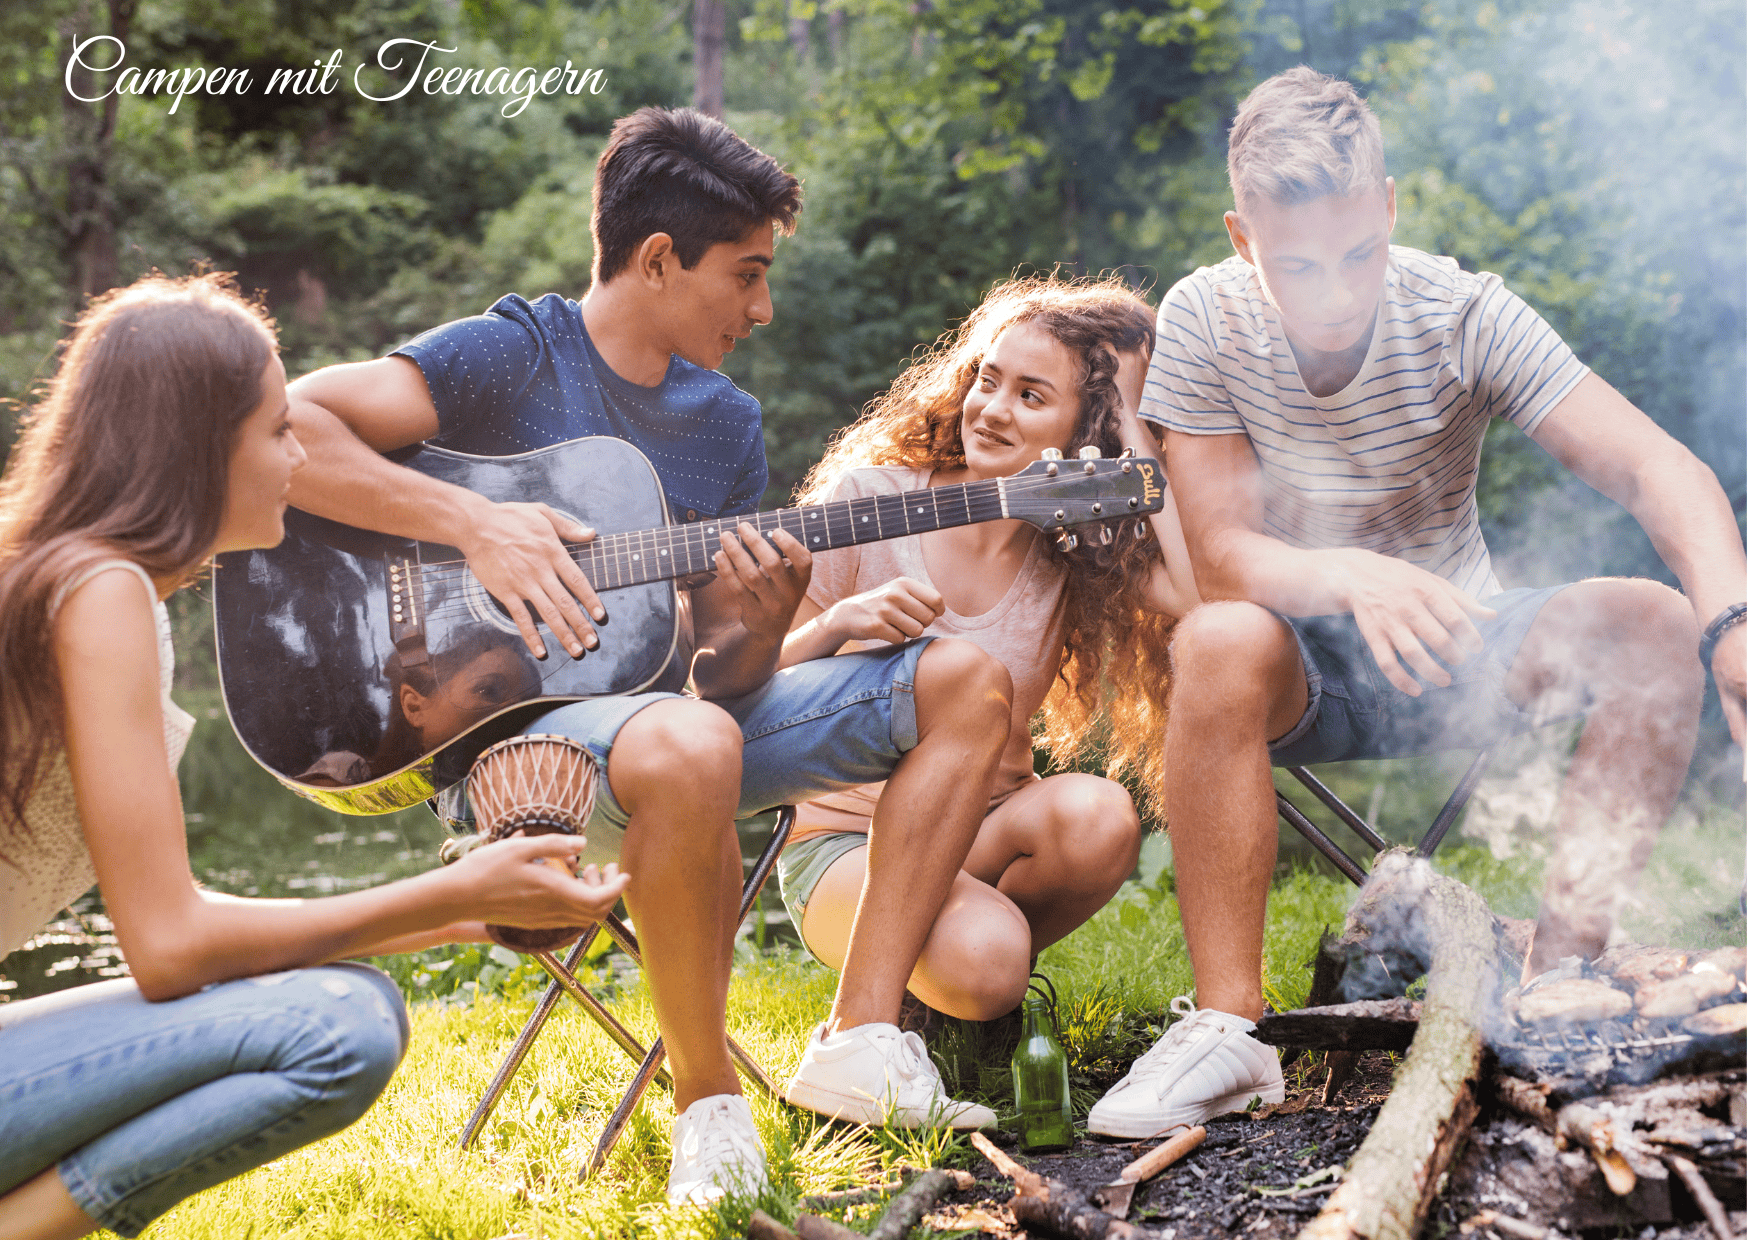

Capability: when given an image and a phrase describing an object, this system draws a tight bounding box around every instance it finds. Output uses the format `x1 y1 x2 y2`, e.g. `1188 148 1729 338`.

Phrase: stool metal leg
1277 792 1369 886
529 950 673 1092
577 805 796 1180
1415 748 1492 858
459 929 597 1150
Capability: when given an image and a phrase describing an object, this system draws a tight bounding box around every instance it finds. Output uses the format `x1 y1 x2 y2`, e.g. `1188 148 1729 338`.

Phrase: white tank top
0 561 196 961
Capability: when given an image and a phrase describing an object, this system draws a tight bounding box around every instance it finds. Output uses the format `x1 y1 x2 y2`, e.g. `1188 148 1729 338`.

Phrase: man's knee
915 638 1014 731
611 698 742 793
1518 580 1704 706
1168 602 1302 711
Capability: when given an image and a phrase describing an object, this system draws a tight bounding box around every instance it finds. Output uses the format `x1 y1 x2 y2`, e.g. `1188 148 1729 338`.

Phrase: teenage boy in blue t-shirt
286 108 1006 1205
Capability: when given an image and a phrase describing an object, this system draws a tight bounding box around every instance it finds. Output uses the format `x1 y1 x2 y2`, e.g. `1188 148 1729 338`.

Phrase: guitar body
214 437 691 814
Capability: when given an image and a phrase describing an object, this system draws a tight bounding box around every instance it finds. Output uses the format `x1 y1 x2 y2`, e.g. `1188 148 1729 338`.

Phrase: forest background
0 0 1743 791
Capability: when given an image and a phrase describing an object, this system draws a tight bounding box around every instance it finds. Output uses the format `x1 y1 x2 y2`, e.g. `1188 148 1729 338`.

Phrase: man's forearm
1619 443 1746 624
691 624 785 700
1196 527 1365 617
286 398 488 546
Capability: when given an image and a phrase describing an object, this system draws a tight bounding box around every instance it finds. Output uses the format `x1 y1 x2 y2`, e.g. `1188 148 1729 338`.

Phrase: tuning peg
1055 530 1079 553
1078 445 1102 459
1040 448 1064 461
1098 524 1114 545
1118 445 1135 458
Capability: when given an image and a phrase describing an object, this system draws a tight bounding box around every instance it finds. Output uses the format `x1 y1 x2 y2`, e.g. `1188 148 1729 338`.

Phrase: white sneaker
1087 996 1285 1138
666 1093 769 1207
784 1022 997 1130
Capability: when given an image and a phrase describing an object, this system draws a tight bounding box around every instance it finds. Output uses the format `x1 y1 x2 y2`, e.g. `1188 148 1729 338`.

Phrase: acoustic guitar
214 436 1166 814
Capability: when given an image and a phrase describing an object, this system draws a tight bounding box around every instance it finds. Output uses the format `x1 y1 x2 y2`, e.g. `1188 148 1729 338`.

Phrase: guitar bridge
387 554 429 672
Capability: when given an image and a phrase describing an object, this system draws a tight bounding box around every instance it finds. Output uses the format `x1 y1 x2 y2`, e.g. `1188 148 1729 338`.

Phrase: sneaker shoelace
886 1029 946 1104
1124 995 1232 1084
683 1099 762 1180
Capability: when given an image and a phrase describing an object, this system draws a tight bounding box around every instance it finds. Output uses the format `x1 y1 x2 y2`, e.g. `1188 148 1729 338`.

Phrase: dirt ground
914 1052 1747 1240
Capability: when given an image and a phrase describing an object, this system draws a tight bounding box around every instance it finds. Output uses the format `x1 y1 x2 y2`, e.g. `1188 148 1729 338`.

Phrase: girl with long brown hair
0 274 627 1240
777 275 1196 1115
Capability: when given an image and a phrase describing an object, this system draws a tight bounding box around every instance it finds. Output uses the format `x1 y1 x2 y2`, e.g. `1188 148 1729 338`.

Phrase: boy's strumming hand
716 523 813 640
456 498 605 660
1328 548 1497 697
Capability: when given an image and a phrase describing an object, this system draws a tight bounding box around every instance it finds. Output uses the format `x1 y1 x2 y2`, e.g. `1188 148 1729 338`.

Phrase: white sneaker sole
783 1078 994 1130
1086 1080 1286 1139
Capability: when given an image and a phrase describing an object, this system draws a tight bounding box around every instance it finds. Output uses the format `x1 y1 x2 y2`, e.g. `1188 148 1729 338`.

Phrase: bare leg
801 774 1141 1020
0 1167 96 1240
825 639 1011 1032
605 699 746 1110
1160 603 1308 1022
1507 581 1704 973
962 772 1141 952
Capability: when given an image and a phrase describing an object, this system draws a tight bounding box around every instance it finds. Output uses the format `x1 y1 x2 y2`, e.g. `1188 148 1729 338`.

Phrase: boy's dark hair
591 107 803 283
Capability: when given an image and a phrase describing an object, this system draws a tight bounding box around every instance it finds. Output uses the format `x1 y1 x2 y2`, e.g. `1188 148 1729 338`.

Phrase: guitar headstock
1000 449 1167 532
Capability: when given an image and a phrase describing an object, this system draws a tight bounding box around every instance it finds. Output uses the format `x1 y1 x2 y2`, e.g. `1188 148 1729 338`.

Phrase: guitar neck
569 477 1007 590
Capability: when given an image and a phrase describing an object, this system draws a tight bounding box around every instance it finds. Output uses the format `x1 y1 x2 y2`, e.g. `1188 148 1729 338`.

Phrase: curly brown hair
798 274 1175 817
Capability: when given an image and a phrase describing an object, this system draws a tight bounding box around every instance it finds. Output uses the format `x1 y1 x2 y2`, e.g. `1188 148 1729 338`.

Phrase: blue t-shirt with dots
393 292 767 521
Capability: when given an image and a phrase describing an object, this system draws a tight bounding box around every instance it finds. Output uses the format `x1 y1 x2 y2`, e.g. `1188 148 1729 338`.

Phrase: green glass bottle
1012 992 1073 1152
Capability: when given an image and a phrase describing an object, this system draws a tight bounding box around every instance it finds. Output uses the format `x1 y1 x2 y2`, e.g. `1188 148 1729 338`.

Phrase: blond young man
1088 67 1746 1138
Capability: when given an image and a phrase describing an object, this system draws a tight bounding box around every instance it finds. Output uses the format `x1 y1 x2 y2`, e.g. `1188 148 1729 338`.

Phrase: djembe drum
457 733 601 952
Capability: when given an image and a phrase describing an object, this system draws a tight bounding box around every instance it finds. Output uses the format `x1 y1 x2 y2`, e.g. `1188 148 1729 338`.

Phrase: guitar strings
383 472 1152 629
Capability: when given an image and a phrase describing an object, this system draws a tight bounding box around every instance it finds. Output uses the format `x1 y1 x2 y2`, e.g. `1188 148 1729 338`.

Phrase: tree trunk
59 0 136 304
692 0 724 118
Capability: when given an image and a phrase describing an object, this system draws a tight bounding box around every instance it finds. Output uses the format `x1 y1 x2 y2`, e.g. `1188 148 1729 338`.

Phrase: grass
96 723 1745 1239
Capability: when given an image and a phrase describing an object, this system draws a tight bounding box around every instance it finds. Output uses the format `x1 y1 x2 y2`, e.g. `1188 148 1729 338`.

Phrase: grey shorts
437 639 931 870
1268 584 1575 767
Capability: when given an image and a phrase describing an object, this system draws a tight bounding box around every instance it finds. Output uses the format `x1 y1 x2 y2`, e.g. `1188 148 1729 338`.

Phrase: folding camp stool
1274 751 1494 886
456 804 795 1179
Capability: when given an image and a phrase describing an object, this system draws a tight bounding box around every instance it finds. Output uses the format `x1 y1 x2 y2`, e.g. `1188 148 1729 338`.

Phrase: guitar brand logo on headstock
1138 462 1163 505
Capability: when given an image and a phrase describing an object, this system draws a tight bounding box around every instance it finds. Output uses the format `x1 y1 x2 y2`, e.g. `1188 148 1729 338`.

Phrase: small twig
1460 1209 1550 1240
868 1169 957 1240
749 1210 802 1240
801 1180 902 1209
970 1131 1044 1194
897 1162 976 1190
1664 1154 1735 1240
795 1214 863 1240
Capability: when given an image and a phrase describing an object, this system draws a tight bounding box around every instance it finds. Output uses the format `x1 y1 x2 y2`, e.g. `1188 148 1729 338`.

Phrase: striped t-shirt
1139 246 1589 599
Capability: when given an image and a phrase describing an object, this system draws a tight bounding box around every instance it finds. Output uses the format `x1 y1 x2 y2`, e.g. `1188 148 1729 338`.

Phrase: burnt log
1298 852 1499 1240
1255 998 1423 1051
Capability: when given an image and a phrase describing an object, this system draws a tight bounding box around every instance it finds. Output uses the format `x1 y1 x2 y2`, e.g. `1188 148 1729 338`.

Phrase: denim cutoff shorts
1268 584 1576 767
437 639 932 868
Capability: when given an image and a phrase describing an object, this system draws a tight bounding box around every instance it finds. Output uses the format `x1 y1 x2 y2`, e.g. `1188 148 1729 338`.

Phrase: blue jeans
437 640 931 868
0 963 407 1237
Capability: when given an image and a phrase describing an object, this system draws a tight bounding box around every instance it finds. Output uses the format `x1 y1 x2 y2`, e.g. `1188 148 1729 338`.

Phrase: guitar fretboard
569 477 1008 590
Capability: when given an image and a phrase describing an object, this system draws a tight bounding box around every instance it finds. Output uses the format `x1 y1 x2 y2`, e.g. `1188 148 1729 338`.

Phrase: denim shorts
775 830 871 952
438 639 931 869
1268 584 1574 766
0 964 407 1237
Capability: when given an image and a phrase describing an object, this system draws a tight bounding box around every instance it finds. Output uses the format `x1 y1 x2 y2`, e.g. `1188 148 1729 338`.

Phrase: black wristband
1698 602 1747 671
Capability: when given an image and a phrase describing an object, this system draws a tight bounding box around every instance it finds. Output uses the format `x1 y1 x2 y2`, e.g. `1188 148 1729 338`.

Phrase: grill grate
1493 1017 1722 1093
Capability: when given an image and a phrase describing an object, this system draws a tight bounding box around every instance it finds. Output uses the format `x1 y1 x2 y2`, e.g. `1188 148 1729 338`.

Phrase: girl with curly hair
775 275 1197 1038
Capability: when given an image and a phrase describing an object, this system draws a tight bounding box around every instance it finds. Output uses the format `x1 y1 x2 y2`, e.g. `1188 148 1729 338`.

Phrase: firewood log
1297 852 1498 1240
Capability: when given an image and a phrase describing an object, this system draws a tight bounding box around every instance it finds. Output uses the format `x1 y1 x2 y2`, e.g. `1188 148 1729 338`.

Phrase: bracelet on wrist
1698 602 1747 671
